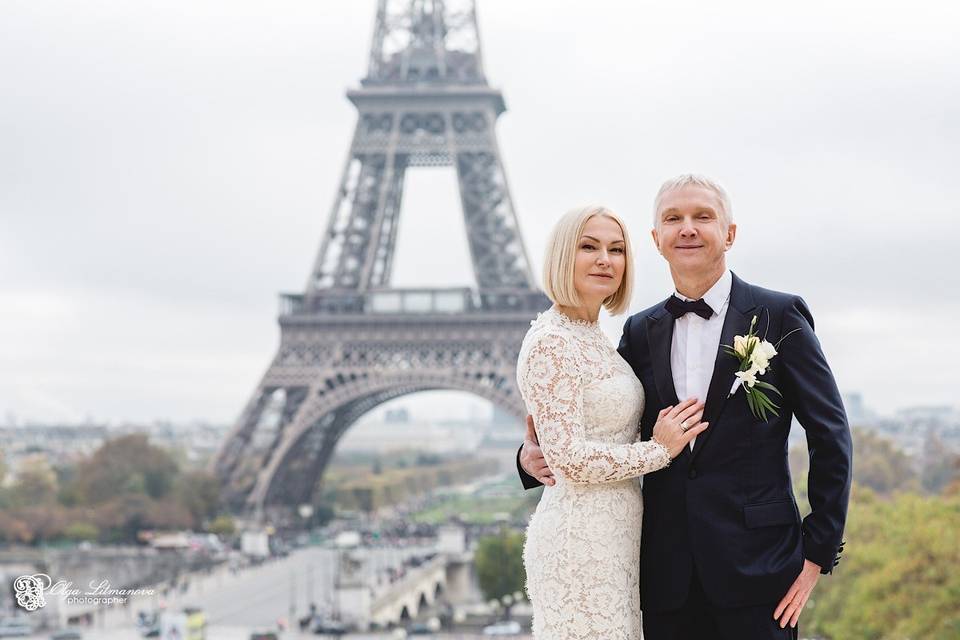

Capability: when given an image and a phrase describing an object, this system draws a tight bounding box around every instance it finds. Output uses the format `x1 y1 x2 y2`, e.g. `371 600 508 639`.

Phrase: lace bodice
517 306 670 483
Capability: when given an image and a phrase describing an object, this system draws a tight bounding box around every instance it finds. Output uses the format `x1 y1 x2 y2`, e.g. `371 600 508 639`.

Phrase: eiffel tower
212 0 550 519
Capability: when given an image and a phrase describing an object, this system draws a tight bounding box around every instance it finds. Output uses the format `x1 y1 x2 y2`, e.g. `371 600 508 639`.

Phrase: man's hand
520 415 555 486
773 559 821 628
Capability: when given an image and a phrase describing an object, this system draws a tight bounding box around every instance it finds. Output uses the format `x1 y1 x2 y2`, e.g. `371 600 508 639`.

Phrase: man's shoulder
737 275 802 310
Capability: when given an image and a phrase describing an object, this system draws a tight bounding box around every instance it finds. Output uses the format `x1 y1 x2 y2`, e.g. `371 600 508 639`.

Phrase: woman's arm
518 331 671 484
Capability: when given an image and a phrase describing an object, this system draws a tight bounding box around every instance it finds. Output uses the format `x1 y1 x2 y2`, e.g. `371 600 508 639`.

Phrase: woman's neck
556 302 601 323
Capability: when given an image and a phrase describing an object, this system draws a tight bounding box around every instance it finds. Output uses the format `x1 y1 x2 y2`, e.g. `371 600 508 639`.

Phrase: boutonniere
723 314 799 421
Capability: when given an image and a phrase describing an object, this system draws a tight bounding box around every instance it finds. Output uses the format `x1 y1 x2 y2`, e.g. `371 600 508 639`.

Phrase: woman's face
573 215 626 306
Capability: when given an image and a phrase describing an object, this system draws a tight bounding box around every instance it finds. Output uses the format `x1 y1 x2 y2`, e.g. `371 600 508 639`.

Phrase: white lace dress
518 307 671 640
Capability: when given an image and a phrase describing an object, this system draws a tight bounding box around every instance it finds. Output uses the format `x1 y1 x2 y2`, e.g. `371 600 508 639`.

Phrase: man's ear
651 227 661 254
725 223 737 250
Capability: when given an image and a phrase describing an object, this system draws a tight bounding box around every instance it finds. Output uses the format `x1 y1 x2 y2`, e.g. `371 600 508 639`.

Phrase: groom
518 175 852 639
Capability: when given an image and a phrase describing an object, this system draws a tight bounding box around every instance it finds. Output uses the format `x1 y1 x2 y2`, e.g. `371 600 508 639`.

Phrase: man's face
651 185 736 277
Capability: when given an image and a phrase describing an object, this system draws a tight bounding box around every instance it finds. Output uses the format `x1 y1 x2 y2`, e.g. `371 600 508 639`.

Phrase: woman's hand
651 397 709 458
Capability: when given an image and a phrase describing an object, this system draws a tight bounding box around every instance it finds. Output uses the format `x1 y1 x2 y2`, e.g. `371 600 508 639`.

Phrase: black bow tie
665 295 714 320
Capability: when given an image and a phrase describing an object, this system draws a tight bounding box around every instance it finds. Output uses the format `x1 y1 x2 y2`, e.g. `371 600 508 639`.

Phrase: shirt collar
674 269 732 317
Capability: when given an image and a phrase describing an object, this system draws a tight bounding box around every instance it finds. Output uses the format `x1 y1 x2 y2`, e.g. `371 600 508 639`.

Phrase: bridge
336 528 476 630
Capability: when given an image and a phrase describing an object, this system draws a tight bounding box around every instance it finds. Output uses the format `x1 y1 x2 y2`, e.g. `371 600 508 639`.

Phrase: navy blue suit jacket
518 273 852 611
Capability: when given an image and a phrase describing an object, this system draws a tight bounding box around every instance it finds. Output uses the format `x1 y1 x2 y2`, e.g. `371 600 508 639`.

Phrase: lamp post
500 594 514 620
487 598 500 622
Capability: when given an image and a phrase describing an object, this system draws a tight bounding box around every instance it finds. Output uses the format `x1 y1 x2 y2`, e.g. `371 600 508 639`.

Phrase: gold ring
680 420 689 431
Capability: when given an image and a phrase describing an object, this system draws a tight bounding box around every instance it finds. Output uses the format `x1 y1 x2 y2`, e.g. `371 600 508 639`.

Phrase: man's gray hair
653 174 733 228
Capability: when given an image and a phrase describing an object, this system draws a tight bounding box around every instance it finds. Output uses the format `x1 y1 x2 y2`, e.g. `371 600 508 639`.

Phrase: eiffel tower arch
211 0 550 520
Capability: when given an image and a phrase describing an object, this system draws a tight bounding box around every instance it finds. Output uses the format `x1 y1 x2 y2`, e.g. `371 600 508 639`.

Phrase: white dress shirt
670 269 732 449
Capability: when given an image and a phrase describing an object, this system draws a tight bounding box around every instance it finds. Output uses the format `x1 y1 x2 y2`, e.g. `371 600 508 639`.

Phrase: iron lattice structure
212 0 550 518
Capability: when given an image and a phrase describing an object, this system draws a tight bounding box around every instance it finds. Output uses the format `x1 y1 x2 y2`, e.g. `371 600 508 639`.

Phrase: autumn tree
851 429 920 494
920 431 960 494
75 434 178 503
8 464 59 507
172 470 222 526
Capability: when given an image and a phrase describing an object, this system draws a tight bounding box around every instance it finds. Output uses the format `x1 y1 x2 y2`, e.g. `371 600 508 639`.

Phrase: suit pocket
743 499 800 529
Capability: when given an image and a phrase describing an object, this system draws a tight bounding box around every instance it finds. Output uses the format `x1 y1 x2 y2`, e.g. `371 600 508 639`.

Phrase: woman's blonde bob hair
541 205 633 316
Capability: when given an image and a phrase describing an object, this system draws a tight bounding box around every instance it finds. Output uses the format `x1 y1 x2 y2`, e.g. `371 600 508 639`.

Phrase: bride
517 205 708 639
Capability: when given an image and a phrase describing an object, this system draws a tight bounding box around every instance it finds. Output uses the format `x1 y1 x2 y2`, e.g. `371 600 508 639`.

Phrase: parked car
482 620 522 636
406 621 434 635
50 630 83 640
0 619 32 638
311 617 347 635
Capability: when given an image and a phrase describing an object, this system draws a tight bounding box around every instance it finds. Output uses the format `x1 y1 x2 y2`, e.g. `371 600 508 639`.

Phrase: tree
852 430 920 494
56 464 82 506
91 494 154 543
803 485 960 639
62 521 99 542
144 499 194 530
8 465 59 507
172 470 222 527
921 431 960 494
17 504 68 543
475 529 526 619
793 429 923 499
206 515 236 537
76 434 178 504
0 510 32 544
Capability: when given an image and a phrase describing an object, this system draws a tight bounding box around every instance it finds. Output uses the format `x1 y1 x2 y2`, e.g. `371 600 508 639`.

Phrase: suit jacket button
688 468 698 479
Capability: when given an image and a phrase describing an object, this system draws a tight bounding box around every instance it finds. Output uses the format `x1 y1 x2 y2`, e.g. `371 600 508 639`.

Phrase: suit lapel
690 273 758 462
646 304 680 408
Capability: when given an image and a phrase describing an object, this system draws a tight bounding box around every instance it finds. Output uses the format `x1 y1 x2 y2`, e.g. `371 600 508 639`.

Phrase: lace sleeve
518 331 671 484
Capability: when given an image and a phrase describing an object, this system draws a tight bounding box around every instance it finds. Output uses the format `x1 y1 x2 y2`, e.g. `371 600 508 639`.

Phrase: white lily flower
759 340 777 359
735 365 760 388
749 340 778 374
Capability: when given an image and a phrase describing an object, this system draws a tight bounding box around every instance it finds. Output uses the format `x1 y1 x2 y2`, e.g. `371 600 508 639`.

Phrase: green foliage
0 505 67 543
332 458 498 513
921 432 960 494
853 430 920 494
803 485 960 639
205 515 236 536
91 493 153 543
412 494 530 525
8 466 59 507
475 528 526 609
0 435 234 545
791 429 923 500
63 521 99 541
76 434 178 503
56 464 82 507
172 470 222 524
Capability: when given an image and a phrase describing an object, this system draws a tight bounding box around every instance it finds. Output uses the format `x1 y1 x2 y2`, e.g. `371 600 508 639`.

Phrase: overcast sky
2 0 958 425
